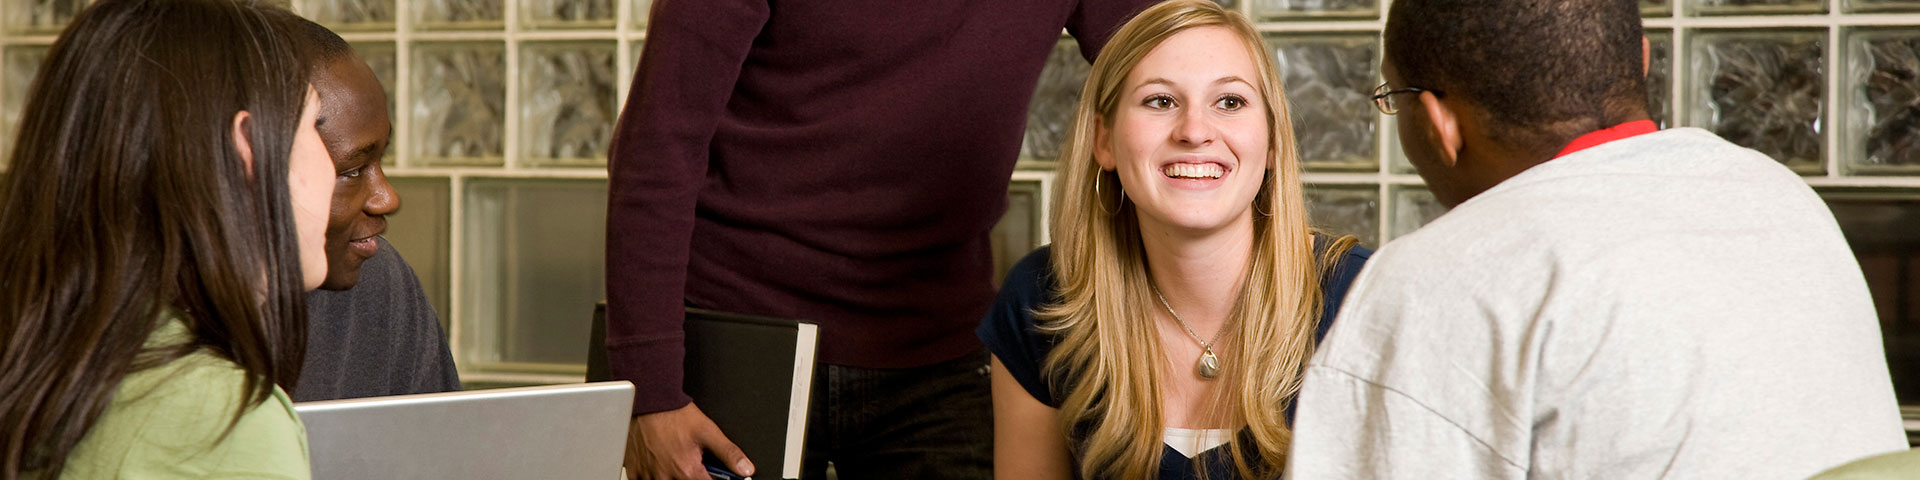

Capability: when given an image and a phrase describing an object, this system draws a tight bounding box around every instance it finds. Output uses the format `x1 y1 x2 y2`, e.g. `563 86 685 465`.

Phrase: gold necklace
1150 283 1224 379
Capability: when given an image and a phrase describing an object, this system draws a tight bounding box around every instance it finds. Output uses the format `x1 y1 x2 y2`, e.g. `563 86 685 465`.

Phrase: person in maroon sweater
607 0 1158 478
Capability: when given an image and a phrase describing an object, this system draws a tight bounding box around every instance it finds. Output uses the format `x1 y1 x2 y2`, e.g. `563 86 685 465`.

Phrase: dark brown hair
0 0 313 477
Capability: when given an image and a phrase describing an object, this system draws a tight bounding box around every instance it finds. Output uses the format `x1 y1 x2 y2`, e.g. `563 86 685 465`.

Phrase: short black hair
1386 0 1647 152
276 10 356 64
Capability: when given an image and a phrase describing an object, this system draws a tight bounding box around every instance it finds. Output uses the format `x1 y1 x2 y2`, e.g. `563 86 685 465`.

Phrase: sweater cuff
609 336 691 417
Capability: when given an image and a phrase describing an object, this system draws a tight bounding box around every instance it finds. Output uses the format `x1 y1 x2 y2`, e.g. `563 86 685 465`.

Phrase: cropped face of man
1382 55 1471 208
313 54 398 291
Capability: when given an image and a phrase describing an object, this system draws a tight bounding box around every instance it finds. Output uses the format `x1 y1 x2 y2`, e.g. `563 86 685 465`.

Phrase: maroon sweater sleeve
604 0 770 416
1067 0 1158 61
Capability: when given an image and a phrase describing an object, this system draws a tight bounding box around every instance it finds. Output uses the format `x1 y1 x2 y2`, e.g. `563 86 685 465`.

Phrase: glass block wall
0 0 644 386
1 1 1916 408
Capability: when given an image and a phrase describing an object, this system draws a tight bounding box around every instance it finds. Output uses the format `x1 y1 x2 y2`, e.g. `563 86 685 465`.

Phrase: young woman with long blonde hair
978 1 1369 478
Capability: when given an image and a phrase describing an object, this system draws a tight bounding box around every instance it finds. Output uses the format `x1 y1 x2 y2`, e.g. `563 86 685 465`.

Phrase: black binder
590 303 819 480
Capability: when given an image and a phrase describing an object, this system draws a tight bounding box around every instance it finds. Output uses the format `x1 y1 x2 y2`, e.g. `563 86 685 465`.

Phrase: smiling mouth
346 219 389 255
347 234 379 255
1163 163 1225 179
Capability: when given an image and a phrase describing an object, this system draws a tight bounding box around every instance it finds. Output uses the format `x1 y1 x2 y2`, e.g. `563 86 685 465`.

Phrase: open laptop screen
295 381 634 480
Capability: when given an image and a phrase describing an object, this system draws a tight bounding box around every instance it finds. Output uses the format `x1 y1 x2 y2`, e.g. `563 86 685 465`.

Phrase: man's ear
1092 115 1116 171
1419 92 1462 168
231 110 255 178
1642 36 1652 76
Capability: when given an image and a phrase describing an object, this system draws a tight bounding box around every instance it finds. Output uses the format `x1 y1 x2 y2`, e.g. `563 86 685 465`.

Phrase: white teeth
1162 163 1224 179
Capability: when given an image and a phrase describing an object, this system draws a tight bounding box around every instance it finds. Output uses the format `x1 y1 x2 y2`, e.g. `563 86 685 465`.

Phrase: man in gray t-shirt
1288 1 1907 478
287 17 460 401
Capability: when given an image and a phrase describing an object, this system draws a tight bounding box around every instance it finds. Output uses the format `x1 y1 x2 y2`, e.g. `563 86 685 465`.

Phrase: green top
33 314 310 479
1810 448 1920 480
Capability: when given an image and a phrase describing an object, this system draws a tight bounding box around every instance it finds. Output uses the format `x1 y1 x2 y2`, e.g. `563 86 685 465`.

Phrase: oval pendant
1197 349 1220 379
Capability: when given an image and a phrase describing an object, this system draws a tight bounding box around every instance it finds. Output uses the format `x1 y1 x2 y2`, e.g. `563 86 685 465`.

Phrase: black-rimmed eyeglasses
1371 83 1443 115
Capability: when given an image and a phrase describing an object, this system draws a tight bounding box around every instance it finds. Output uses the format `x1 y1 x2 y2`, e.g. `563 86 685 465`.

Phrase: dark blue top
976 239 1372 479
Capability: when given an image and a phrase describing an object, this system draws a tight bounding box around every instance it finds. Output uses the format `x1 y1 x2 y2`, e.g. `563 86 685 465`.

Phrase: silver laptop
295 381 634 480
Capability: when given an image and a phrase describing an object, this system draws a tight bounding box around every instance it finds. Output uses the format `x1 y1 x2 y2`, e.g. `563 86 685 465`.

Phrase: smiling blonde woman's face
1095 25 1271 238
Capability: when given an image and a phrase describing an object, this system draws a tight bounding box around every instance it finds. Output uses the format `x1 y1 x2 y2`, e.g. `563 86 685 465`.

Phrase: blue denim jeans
800 349 992 479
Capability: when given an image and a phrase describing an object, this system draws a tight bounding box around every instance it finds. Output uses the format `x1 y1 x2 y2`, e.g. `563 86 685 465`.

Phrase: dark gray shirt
295 237 460 401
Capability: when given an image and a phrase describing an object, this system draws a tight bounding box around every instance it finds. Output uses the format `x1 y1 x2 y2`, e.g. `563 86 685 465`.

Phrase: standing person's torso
680 0 1145 367
1314 128 1907 478
703 0 1082 245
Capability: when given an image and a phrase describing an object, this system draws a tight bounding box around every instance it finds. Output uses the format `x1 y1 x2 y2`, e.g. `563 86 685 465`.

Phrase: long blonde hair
1036 1 1357 478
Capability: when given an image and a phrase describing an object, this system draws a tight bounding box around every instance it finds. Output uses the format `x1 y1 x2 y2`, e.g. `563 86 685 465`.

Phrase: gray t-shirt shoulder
1289 128 1908 479
296 237 461 401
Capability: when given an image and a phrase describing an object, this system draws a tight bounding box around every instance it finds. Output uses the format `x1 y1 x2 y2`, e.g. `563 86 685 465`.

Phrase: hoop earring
1252 171 1274 217
1095 171 1124 216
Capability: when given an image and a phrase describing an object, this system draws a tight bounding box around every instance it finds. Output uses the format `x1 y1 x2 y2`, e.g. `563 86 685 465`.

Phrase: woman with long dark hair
0 0 334 478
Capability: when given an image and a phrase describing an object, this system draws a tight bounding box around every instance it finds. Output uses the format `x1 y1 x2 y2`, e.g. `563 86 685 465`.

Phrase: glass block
1846 0 1920 12
1023 38 1087 166
1304 184 1378 248
303 0 395 31
1268 33 1379 171
2 45 48 169
522 0 614 29
385 176 451 327
1844 29 1920 173
632 0 655 28
1817 189 1920 405
630 39 645 75
5 0 85 33
1388 185 1446 240
1642 0 1673 15
1688 30 1826 173
411 42 506 166
349 42 398 165
990 179 1045 288
462 178 609 371
1386 118 1414 174
520 41 617 167
414 0 504 30
1647 30 1674 128
1691 0 1826 14
1254 0 1377 19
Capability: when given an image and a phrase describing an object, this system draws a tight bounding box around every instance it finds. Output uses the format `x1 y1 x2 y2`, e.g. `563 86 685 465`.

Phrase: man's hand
624 403 755 480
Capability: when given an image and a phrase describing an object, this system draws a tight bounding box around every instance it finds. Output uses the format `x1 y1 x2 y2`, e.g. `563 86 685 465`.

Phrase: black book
590 304 819 480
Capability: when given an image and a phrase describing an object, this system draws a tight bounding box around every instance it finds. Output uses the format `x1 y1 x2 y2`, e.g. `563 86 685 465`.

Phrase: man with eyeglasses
1287 0 1907 478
